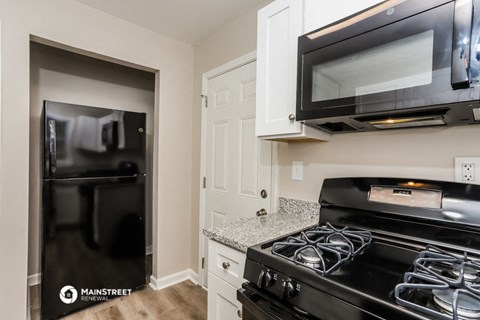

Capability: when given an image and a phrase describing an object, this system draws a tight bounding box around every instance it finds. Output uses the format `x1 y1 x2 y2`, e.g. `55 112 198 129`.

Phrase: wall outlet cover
454 157 480 185
292 161 304 181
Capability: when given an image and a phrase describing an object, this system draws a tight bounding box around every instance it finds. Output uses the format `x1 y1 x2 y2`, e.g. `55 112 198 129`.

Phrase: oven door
296 0 480 123
237 283 316 320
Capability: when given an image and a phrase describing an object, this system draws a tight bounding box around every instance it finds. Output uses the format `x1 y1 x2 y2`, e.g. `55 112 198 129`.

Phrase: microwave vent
317 122 357 132
354 108 449 130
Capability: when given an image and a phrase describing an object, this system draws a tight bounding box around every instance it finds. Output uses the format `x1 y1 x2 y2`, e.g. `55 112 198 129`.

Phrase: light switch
292 161 303 181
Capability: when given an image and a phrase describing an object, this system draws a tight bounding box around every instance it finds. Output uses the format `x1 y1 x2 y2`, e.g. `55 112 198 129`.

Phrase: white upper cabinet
255 0 383 141
256 0 326 140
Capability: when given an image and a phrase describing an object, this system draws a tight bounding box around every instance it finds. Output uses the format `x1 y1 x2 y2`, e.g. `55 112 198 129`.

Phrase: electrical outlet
454 157 480 184
462 163 475 181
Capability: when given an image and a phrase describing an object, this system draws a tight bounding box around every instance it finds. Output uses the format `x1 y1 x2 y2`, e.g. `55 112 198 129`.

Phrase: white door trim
199 51 263 288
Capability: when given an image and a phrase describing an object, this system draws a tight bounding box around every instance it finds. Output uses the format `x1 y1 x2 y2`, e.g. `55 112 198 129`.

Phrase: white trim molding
149 269 199 291
27 273 41 287
146 245 153 255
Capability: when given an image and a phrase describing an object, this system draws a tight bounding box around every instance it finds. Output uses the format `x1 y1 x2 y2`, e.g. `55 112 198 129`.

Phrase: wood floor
30 281 207 320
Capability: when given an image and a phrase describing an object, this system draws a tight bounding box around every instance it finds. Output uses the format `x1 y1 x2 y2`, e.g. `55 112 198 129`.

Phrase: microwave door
297 1 459 120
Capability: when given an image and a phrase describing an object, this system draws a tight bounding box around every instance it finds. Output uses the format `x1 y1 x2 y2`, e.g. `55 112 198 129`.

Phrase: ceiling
75 0 270 44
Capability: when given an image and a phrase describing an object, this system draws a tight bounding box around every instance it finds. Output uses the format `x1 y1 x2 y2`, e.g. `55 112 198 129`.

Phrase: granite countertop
203 197 320 252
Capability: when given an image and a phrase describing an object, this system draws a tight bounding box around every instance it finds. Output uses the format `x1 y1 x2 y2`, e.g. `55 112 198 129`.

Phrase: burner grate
395 245 480 320
271 223 372 276
304 223 372 255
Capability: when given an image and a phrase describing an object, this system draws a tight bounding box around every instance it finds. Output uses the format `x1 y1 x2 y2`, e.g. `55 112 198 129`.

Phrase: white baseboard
149 269 199 291
28 273 41 287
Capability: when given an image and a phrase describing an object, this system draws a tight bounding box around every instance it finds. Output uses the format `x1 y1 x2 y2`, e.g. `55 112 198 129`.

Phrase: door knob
256 208 267 216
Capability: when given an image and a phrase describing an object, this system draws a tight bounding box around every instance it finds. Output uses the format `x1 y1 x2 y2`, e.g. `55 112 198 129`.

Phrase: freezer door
43 101 146 179
41 176 145 319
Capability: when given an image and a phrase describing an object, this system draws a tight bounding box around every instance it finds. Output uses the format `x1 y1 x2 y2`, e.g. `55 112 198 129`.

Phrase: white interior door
202 60 272 287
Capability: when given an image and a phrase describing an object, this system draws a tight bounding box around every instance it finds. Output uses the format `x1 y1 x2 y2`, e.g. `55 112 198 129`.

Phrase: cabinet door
256 0 304 137
303 0 384 34
207 273 242 320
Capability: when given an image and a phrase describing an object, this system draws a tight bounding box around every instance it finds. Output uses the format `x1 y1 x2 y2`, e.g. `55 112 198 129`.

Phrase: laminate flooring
31 281 207 320
30 256 207 320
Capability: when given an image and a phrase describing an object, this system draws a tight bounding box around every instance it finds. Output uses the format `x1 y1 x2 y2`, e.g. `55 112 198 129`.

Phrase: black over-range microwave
296 0 480 132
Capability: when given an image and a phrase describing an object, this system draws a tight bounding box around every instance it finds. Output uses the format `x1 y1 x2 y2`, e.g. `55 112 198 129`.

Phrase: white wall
29 42 155 276
0 0 194 318
277 126 480 201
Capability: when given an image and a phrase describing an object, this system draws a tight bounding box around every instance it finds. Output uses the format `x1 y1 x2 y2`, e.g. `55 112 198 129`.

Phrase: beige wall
0 0 194 318
190 0 271 274
277 126 480 201
29 42 155 276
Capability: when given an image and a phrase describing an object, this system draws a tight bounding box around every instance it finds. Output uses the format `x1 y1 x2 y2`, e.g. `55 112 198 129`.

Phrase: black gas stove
238 178 480 320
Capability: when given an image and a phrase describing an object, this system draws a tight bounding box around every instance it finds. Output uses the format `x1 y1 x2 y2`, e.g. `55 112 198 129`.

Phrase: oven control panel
368 185 442 209
246 262 303 301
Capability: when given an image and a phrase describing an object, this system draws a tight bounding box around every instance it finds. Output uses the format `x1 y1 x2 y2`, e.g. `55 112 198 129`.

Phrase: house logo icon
59 285 78 304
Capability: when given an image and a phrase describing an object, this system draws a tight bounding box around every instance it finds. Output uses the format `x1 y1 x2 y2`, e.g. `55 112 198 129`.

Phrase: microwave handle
451 0 473 89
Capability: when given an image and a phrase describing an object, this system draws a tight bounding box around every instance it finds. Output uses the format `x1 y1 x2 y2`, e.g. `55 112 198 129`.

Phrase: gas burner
451 264 478 283
327 234 349 246
433 289 480 319
297 247 323 268
396 245 480 320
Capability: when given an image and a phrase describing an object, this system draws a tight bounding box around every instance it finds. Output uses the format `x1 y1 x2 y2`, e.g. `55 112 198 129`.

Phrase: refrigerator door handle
48 119 57 174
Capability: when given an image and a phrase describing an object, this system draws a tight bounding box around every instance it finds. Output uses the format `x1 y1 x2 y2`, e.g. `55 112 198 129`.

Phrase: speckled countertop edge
203 197 320 252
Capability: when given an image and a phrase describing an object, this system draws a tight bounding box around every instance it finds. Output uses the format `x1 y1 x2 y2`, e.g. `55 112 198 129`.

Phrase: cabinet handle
222 262 230 270
288 114 296 121
237 309 242 318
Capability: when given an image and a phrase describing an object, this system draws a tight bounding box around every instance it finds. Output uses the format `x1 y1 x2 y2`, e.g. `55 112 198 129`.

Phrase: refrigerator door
43 101 146 179
41 176 145 319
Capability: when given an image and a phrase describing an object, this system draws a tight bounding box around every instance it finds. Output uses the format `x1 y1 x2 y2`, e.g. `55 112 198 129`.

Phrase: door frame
198 51 276 288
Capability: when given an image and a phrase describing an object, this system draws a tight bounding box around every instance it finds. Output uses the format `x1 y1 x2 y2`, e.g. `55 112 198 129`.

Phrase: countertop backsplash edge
278 196 320 218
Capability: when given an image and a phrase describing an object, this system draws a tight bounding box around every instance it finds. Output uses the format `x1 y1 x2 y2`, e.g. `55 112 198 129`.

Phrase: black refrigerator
41 101 146 319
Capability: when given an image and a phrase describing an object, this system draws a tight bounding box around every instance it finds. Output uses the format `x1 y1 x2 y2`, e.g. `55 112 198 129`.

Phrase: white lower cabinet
208 273 243 320
207 240 246 320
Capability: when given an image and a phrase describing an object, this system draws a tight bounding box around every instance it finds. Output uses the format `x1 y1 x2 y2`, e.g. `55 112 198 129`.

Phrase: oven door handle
451 0 473 89
237 284 312 320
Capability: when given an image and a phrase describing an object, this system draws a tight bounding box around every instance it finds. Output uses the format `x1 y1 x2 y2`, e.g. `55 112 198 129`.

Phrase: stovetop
245 225 424 319
242 178 480 320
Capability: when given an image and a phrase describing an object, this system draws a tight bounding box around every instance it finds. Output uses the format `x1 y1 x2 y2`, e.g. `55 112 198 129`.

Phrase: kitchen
1 0 480 319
